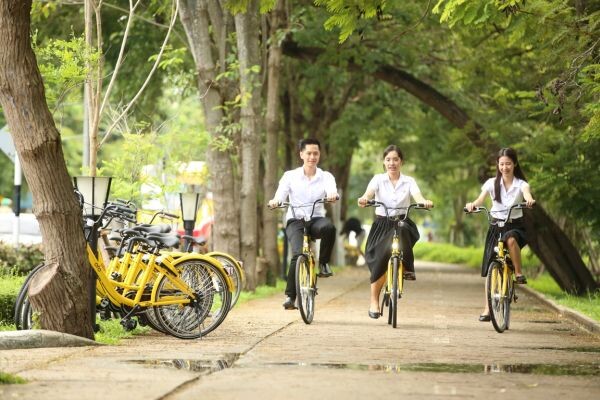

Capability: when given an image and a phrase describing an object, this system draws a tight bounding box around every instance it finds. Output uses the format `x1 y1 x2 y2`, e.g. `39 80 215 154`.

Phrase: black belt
492 217 520 224
376 215 406 219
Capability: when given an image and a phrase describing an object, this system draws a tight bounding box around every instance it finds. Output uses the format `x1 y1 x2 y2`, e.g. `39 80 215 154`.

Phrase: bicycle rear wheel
295 254 315 324
391 257 399 328
154 260 231 339
487 261 509 333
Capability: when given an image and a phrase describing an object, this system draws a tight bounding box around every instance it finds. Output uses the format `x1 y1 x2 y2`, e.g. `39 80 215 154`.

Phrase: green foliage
0 274 25 325
0 372 27 385
99 95 210 206
236 279 287 304
32 33 97 110
414 241 483 268
314 0 387 42
0 243 44 276
529 273 600 321
226 0 277 14
413 241 541 274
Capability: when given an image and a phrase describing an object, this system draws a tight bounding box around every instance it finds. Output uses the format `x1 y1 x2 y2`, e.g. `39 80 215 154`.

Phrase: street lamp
179 192 200 249
73 176 112 218
73 176 112 333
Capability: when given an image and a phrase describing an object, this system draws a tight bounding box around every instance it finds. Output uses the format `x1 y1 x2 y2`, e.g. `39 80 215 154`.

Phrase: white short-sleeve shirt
482 177 529 220
274 167 338 221
367 173 422 217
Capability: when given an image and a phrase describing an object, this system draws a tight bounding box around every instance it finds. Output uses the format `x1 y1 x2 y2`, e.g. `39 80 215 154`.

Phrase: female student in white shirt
465 147 535 322
358 145 433 319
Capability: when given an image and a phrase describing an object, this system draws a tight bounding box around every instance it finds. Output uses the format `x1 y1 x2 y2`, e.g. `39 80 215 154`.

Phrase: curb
0 329 102 350
520 285 600 336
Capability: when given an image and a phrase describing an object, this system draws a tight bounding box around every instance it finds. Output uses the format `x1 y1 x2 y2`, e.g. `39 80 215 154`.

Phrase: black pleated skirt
481 219 527 277
365 217 420 283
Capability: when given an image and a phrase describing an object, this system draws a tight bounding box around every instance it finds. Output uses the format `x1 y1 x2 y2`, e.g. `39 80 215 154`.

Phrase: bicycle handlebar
149 210 179 224
268 196 340 221
463 202 532 225
365 201 431 221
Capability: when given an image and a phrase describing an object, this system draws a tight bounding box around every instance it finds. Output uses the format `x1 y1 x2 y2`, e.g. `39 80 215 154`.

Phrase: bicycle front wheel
206 252 245 309
391 257 399 328
295 254 315 324
487 261 508 333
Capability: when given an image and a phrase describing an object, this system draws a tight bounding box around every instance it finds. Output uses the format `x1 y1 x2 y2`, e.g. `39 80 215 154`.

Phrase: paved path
1 262 599 399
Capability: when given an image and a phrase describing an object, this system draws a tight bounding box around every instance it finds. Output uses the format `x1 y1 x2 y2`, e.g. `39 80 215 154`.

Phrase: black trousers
284 217 336 298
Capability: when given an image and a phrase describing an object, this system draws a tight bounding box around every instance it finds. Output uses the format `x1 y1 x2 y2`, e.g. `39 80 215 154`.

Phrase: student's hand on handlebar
421 200 434 209
525 199 536 208
357 197 370 207
465 202 477 212
267 199 279 209
325 193 339 203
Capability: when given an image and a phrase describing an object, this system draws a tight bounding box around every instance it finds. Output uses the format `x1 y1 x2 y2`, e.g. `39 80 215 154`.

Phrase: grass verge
237 279 287 305
0 371 27 384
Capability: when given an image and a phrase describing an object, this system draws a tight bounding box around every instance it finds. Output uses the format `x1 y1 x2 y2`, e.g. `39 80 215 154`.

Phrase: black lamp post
179 192 200 249
73 176 112 333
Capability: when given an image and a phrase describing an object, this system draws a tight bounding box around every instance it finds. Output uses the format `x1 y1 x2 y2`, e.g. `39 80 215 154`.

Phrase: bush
0 274 25 325
414 241 541 273
0 242 44 276
414 242 483 268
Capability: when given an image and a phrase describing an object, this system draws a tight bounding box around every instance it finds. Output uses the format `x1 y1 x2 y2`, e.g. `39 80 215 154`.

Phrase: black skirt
365 217 420 283
481 218 527 277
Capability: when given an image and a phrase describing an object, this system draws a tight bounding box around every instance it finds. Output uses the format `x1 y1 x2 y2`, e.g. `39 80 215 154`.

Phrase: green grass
415 241 599 322
237 279 287 304
95 318 151 345
529 273 600 321
0 371 26 384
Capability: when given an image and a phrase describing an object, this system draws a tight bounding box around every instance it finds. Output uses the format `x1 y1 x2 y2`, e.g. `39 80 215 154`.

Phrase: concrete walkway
1 261 599 400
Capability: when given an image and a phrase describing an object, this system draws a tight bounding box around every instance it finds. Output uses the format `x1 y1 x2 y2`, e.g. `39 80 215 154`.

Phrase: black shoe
403 271 416 281
283 296 297 310
368 310 380 319
317 263 333 277
479 314 491 322
515 275 528 284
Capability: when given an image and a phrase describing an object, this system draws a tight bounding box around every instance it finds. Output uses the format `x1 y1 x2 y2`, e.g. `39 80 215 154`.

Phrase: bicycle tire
206 252 245 309
13 263 44 330
380 285 388 323
391 257 399 328
487 261 508 333
295 254 315 324
506 279 514 330
154 260 231 339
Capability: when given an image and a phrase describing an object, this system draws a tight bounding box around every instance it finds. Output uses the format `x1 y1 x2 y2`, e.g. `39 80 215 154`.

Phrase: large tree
0 0 93 338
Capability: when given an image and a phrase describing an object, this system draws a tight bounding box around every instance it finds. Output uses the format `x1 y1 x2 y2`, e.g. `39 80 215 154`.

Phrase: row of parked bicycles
13 193 245 339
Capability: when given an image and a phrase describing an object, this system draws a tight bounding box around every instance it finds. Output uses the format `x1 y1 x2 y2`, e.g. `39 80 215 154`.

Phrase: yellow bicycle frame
88 245 197 309
386 234 404 296
302 233 317 287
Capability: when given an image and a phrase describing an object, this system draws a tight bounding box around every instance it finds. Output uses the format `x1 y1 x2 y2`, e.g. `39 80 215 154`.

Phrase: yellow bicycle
366 201 429 328
464 202 529 333
270 198 332 324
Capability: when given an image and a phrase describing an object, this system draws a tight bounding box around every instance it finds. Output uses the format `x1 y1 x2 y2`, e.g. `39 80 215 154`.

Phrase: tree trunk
0 0 93 338
262 0 286 286
179 0 240 257
235 0 261 290
281 39 597 293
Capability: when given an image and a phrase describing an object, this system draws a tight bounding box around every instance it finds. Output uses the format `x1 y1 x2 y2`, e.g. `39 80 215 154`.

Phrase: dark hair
382 145 404 160
299 138 321 151
494 147 527 202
